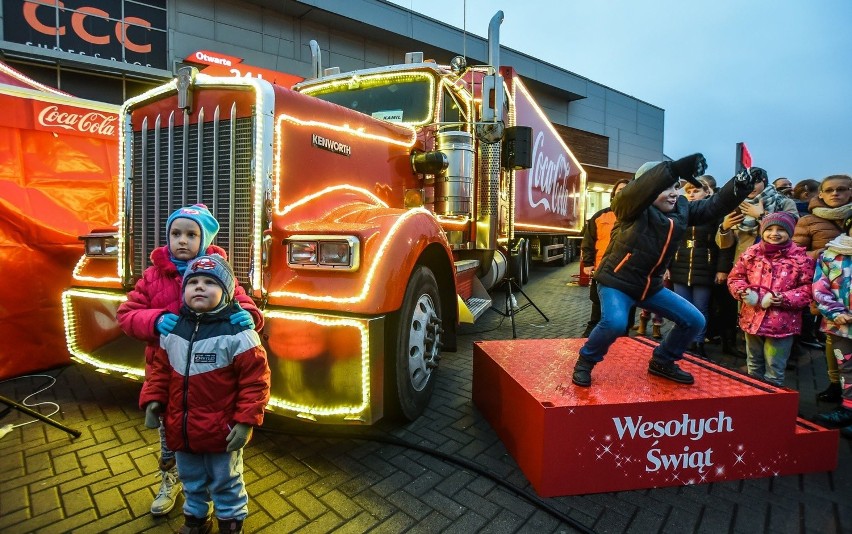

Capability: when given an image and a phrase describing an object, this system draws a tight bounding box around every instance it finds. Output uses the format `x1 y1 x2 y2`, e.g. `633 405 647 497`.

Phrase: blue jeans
672 283 712 344
744 334 794 386
579 284 705 364
175 450 248 520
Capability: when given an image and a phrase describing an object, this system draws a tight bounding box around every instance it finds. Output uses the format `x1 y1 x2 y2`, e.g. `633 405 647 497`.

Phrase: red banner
185 50 303 88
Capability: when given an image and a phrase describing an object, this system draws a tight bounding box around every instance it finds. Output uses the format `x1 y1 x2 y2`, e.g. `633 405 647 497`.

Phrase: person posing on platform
793 174 852 403
140 254 271 534
669 177 732 357
116 204 264 518
811 215 852 437
727 212 814 386
571 154 754 388
580 179 631 337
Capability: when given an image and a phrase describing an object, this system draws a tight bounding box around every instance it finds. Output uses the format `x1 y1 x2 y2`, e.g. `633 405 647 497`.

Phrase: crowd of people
578 156 852 440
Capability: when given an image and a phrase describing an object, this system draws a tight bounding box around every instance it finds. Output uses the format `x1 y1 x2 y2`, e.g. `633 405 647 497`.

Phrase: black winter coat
669 219 733 287
595 162 748 300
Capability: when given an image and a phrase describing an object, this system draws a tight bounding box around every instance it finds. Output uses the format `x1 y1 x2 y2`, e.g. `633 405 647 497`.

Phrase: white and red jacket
139 303 270 453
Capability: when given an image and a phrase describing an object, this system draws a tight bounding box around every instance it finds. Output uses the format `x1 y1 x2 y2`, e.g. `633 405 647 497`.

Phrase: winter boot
178 514 213 534
151 458 181 516
652 324 663 339
572 357 597 387
636 315 649 336
817 382 842 403
217 517 244 534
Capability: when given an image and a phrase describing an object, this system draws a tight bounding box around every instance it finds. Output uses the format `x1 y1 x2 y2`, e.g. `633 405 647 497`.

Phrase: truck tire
388 265 442 421
521 239 531 285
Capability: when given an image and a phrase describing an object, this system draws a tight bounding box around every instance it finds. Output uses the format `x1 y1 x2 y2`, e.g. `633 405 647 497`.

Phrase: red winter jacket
117 245 264 364
139 305 270 453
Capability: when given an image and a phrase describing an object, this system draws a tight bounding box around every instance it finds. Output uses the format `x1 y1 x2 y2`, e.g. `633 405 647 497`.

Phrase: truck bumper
63 288 387 424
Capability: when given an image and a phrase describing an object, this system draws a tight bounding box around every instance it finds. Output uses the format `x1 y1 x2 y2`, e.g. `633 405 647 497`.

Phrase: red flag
740 142 752 169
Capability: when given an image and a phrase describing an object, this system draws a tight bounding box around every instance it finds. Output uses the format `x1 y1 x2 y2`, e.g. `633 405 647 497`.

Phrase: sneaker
814 407 852 428
217 518 244 534
151 464 181 516
648 359 694 384
178 514 213 534
572 357 596 387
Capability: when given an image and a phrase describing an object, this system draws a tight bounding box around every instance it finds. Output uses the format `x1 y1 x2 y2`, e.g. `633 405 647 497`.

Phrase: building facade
0 0 664 191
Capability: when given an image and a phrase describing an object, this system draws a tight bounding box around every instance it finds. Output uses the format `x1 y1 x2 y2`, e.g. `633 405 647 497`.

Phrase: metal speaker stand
0 394 81 438
489 276 549 338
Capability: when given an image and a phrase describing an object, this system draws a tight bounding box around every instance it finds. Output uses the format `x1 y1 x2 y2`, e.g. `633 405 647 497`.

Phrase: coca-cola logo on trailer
36 104 117 138
527 130 571 217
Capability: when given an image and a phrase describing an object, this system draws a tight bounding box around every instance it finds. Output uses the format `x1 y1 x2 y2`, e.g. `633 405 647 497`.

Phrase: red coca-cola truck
63 11 586 423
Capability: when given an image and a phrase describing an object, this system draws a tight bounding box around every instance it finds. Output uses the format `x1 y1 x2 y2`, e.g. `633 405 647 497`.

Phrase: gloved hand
229 304 255 330
226 423 253 452
741 289 759 307
734 166 765 194
144 402 162 429
669 153 707 187
156 313 179 336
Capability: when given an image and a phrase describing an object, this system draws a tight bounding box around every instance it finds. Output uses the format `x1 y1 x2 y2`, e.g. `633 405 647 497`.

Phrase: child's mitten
742 289 759 306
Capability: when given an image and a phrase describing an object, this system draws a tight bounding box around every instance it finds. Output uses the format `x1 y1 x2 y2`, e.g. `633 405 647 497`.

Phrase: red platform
472 337 838 497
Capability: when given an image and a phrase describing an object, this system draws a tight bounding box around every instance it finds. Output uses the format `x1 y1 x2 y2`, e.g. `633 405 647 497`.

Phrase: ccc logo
24 1 153 53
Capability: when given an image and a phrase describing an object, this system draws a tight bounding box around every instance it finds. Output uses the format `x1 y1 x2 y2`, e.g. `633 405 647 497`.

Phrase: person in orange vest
580 179 631 337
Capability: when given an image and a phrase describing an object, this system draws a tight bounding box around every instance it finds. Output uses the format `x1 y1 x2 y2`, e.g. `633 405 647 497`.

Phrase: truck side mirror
481 73 504 123
502 126 533 170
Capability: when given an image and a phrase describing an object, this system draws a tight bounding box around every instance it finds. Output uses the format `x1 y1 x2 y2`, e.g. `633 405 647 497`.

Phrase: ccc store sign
3 0 167 69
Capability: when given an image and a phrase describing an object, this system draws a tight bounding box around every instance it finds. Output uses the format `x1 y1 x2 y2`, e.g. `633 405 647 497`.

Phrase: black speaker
502 126 533 170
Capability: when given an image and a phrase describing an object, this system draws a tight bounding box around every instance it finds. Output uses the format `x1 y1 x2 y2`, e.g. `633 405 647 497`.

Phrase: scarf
811 203 852 221
759 239 792 258
825 234 852 256
169 253 189 275
737 184 787 234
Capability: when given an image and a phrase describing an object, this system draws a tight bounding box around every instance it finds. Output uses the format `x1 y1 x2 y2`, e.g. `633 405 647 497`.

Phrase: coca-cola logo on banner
36 104 117 139
2 0 167 69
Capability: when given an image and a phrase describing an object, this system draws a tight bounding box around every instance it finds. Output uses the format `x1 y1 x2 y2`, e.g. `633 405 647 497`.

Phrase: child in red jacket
116 204 264 517
141 254 270 534
728 212 814 385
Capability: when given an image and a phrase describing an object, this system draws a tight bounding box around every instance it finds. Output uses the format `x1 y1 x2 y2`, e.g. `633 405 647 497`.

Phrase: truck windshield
307 77 433 124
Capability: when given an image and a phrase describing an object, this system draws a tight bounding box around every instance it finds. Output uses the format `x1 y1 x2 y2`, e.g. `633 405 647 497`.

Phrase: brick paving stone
292 511 345 533
384 490 430 521
30 485 61 516
36 510 99 534
316 488 362 520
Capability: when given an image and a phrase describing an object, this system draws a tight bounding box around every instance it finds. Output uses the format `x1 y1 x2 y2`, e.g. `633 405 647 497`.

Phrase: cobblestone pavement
1 261 850 534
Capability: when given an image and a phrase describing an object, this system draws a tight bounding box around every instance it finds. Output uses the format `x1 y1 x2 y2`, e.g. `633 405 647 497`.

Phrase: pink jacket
117 245 264 364
727 242 814 337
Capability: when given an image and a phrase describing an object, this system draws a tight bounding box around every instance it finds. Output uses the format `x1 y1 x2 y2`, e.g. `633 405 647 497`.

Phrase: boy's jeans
580 284 705 363
176 450 248 520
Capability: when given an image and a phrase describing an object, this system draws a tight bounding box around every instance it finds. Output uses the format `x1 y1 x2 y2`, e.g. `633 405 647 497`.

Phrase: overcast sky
388 0 852 183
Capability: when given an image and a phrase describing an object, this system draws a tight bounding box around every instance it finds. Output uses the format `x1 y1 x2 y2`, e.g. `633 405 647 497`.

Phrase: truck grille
127 107 255 288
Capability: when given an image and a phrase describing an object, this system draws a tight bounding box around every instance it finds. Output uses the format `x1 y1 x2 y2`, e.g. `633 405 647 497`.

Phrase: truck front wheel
387 265 443 421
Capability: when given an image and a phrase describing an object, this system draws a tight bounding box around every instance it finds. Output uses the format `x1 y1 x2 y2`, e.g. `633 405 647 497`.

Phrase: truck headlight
286 235 360 271
80 230 118 257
